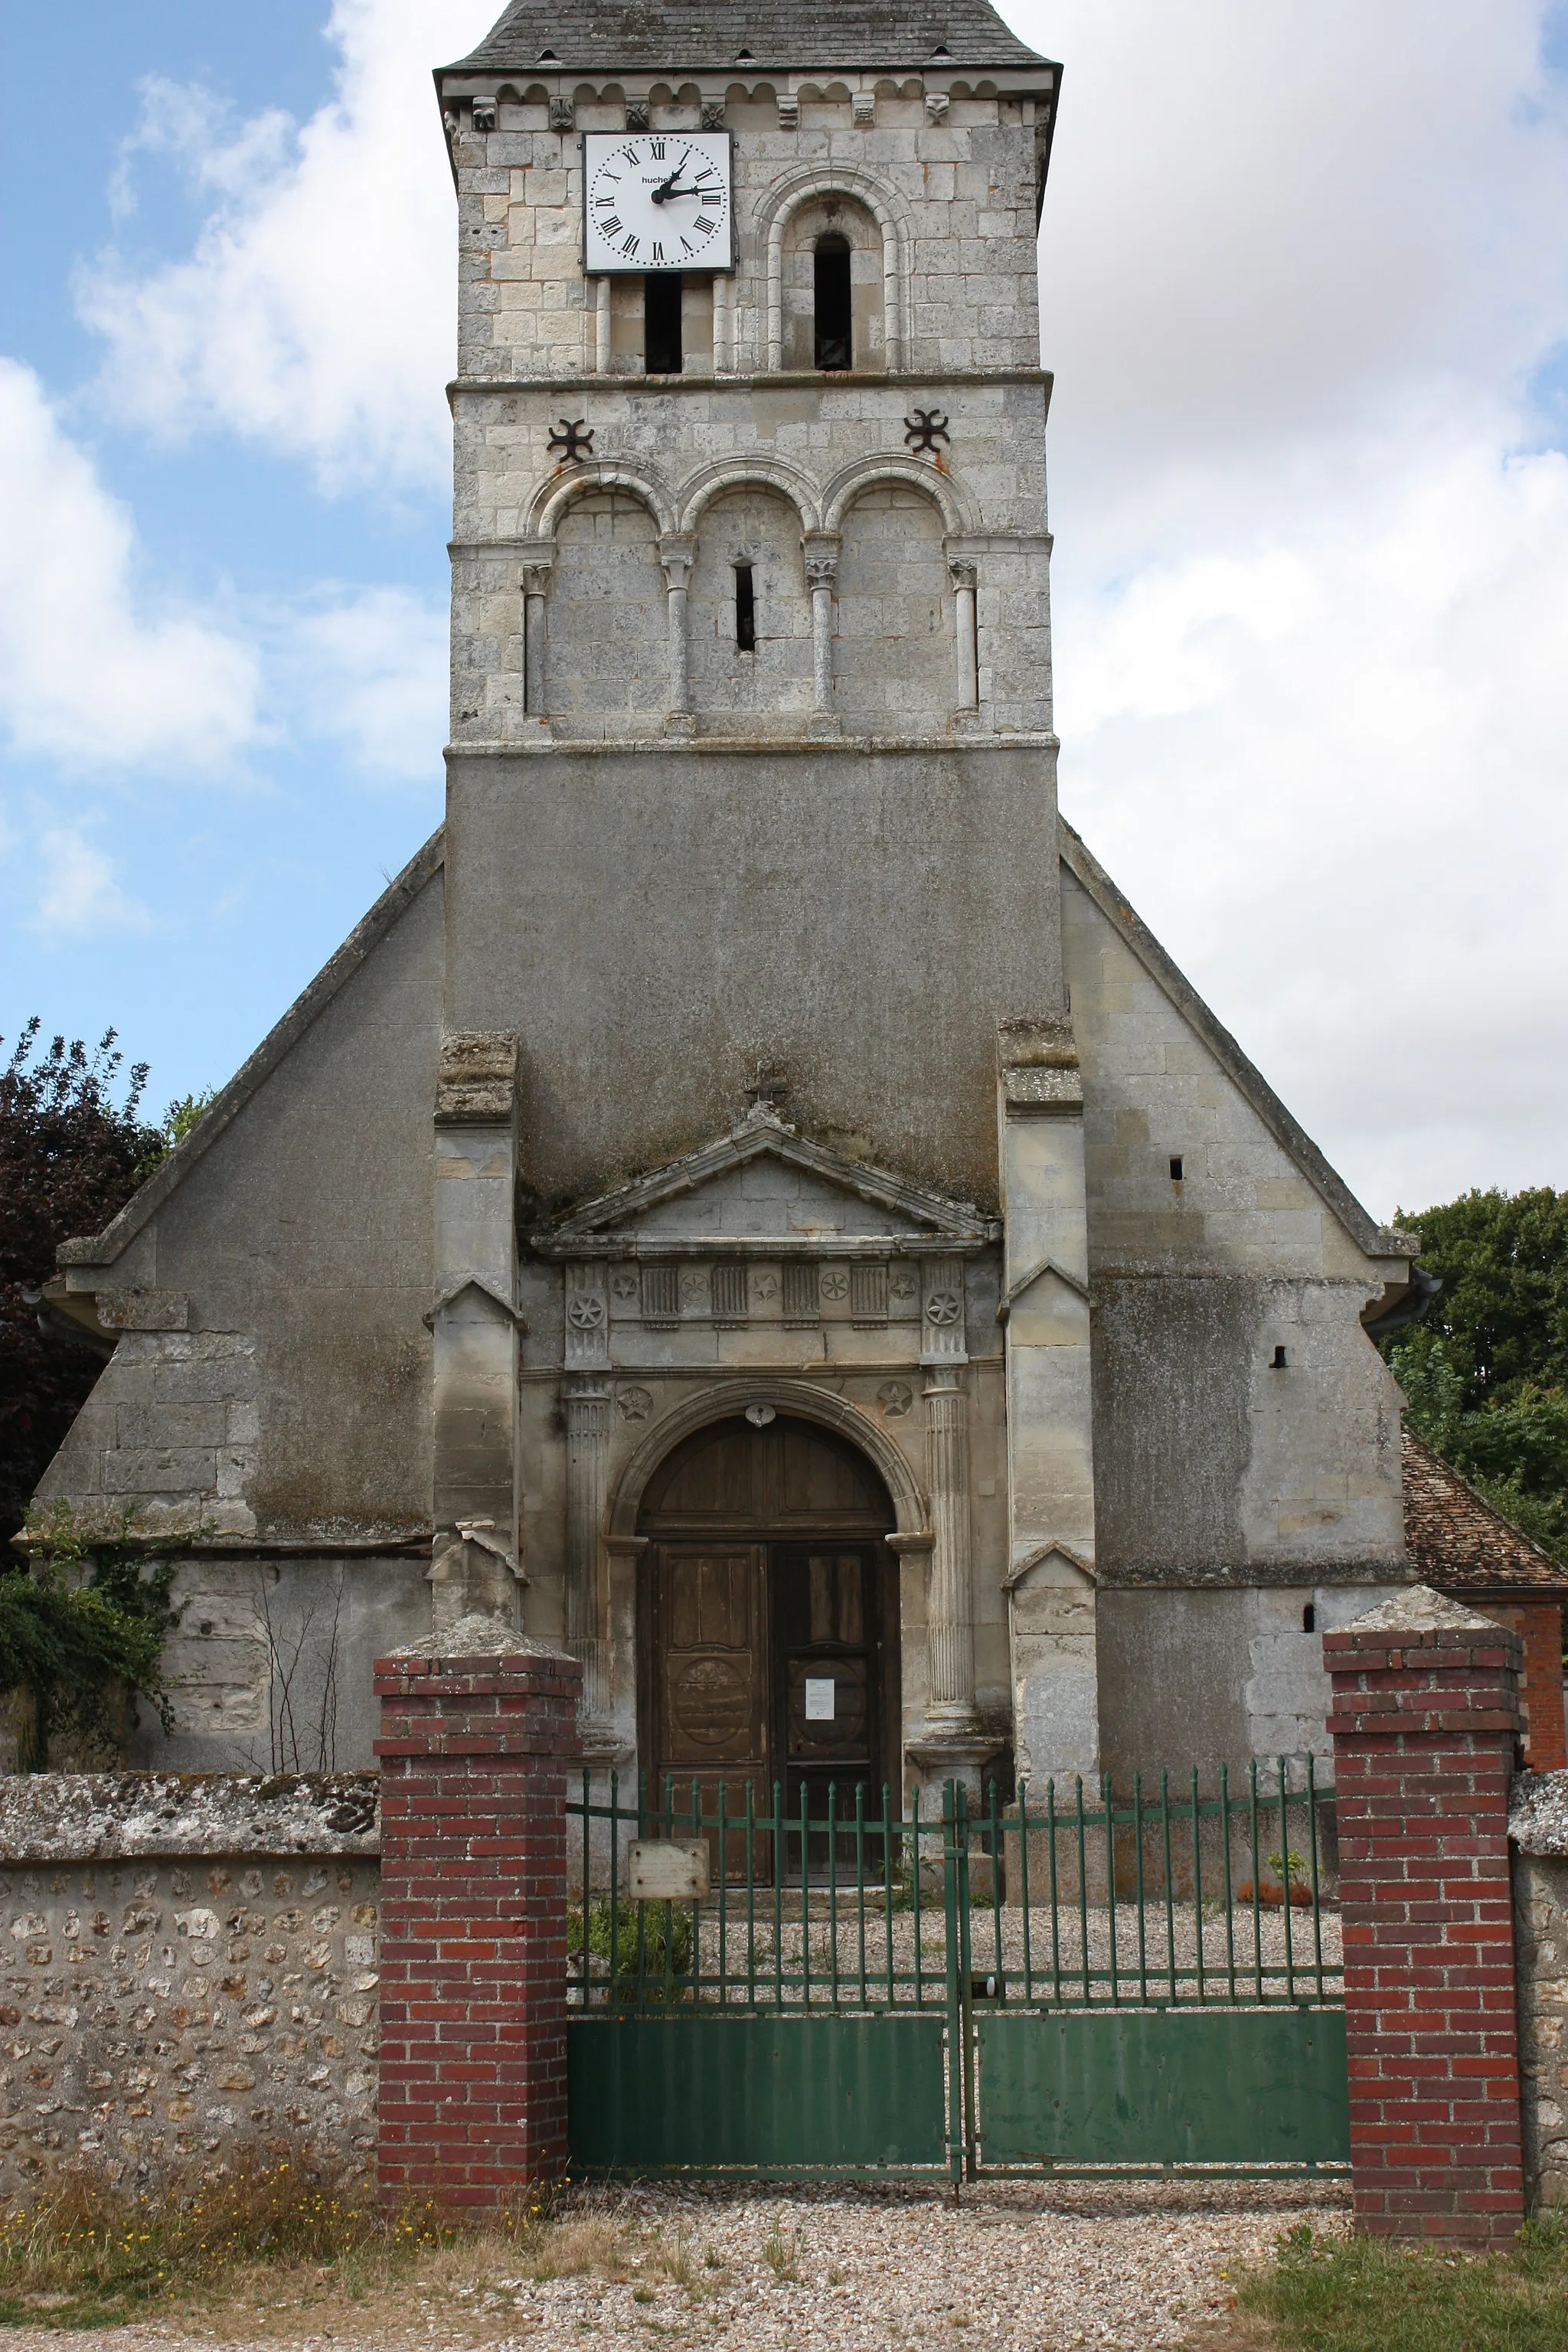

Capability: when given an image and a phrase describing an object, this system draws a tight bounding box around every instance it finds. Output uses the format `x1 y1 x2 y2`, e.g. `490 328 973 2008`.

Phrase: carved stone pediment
528 1106 998 1260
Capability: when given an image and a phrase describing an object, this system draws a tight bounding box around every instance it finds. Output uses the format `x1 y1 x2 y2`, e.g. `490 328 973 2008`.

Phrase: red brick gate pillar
374 1641 583 2207
1325 1585 1526 2242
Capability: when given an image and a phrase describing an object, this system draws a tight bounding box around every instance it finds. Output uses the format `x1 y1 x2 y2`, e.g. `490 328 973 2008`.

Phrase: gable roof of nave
445 0 1047 77
53 817 1413 1279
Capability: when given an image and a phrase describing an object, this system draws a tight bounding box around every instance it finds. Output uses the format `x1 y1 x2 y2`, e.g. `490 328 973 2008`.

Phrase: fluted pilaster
564 1377 612 1723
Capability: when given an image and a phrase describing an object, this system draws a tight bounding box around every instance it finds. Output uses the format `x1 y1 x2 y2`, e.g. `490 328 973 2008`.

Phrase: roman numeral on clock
599 214 622 234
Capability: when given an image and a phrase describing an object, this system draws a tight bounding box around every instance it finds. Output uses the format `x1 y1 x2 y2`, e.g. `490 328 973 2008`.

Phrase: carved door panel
652 1543 769 1880
771 1544 884 1880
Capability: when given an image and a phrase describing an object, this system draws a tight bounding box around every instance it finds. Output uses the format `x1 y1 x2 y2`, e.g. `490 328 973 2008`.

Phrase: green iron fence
564 1762 1349 2179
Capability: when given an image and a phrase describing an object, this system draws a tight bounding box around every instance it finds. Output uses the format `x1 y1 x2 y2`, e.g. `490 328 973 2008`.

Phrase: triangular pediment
529 1106 998 1257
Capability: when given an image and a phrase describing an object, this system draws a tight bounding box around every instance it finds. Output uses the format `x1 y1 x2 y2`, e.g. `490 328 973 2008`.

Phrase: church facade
34 0 1429 1797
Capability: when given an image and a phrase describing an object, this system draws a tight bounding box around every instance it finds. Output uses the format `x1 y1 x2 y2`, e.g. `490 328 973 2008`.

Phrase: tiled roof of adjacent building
1402 1426 1568 1594
445 0 1048 76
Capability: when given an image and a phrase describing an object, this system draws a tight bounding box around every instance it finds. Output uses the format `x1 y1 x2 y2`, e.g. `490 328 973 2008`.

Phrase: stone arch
822 456 975 537
832 475 955 732
687 482 815 724
678 457 821 535
544 486 667 730
607 1378 929 1544
528 460 678 543
757 166 911 371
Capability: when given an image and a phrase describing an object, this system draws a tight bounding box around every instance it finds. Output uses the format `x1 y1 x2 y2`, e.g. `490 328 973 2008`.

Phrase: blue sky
2 0 1567 1217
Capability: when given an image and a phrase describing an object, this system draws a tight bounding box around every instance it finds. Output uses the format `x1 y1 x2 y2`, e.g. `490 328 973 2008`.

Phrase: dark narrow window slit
815 234 852 371
1168 1155 1184 1182
1272 1344 1289 1369
735 564 756 651
1302 1603 1317 1633
644 272 683 374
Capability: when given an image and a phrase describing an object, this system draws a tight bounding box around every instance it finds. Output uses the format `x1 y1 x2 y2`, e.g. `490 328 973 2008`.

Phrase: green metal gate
565 1764 1348 2181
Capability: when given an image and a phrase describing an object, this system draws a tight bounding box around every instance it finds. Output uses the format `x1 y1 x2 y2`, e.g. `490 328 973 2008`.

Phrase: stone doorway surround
523 1105 1007 1795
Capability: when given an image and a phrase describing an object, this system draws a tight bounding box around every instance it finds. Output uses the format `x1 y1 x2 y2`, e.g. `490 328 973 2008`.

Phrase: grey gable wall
40 859 444 1540
1058 847 1410 1781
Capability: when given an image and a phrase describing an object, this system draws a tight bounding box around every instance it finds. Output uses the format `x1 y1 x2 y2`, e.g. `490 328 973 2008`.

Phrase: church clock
582 130 734 272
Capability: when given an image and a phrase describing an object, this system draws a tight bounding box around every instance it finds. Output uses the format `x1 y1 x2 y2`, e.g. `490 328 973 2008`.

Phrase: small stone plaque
804 1677 836 1722
628 1839 710 1903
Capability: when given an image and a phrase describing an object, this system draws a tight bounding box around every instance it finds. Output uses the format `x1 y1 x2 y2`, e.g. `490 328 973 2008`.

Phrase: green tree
0 1022 210 1543
1386 1187 1568 1566
0 1507 178 1771
0 1024 210 1763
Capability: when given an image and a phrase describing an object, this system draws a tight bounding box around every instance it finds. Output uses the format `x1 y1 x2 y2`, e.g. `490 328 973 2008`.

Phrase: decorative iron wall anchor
549 419 595 462
904 409 951 452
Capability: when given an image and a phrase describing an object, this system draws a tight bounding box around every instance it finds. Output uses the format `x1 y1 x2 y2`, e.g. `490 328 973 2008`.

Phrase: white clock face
583 130 734 273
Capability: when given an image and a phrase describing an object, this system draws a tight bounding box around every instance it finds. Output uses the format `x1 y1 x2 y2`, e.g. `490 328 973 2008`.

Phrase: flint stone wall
1511 1771 1568 2206
0 1773 381 2203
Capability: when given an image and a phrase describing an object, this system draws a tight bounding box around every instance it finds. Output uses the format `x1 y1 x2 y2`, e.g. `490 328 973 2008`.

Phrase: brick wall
0 1773 380 2201
374 1641 582 2205
1325 1585 1525 2242
1472 1598 1568 1773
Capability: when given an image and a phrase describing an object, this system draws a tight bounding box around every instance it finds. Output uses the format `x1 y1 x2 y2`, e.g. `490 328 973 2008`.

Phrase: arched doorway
637 1413 898 1851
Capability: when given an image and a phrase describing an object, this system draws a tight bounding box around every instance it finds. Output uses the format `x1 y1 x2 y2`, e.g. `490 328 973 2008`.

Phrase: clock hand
650 145 697 203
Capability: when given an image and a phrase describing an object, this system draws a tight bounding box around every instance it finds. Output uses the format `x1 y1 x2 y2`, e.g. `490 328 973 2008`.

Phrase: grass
1236 2217 1568 2351
0 2164 678 2334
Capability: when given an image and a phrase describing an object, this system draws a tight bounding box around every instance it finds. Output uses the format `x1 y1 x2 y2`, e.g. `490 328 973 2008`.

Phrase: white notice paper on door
804 1677 835 1721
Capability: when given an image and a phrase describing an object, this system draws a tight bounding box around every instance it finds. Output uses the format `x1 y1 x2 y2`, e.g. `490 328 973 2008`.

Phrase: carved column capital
658 534 696 592
948 557 978 594
802 531 841 592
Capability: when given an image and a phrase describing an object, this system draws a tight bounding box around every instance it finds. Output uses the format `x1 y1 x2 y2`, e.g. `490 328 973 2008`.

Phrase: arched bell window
814 233 853 371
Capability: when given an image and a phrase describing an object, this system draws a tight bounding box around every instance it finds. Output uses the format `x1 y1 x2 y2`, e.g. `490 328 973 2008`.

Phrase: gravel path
0 2180 1347 2351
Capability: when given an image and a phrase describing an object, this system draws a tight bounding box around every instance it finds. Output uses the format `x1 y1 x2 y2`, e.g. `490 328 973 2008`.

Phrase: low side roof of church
445 0 1047 76
1401 1427 1568 1595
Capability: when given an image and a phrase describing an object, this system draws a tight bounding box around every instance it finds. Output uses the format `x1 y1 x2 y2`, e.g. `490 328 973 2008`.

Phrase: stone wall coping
1328 1582 1501 1641
1511 1769 1568 1856
0 1771 378 1862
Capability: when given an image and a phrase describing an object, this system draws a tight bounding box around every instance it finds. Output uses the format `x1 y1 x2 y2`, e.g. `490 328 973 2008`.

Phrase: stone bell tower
430 0 1096 1797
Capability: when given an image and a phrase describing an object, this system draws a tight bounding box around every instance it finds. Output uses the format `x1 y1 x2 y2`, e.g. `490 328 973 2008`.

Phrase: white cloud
79 0 497 494
0 358 262 773
284 586 448 780
998 0 1568 1215
32 828 151 936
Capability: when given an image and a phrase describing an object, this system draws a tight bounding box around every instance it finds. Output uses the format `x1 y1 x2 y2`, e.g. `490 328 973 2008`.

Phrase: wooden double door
639 1416 898 1877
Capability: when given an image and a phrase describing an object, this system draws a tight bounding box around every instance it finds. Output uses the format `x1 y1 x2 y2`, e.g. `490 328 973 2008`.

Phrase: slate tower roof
447 0 1047 76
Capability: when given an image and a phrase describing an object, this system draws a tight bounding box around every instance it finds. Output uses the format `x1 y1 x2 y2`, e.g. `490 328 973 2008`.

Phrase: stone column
802 532 841 726
593 275 611 373
914 1253 983 1768
375 1641 583 2205
430 1032 524 1632
923 1368 976 1730
950 558 978 709
713 270 733 372
562 1259 613 1734
522 560 552 718
996 1016 1099 1785
659 534 694 727
1325 1586 1526 2243
563 1376 612 1725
